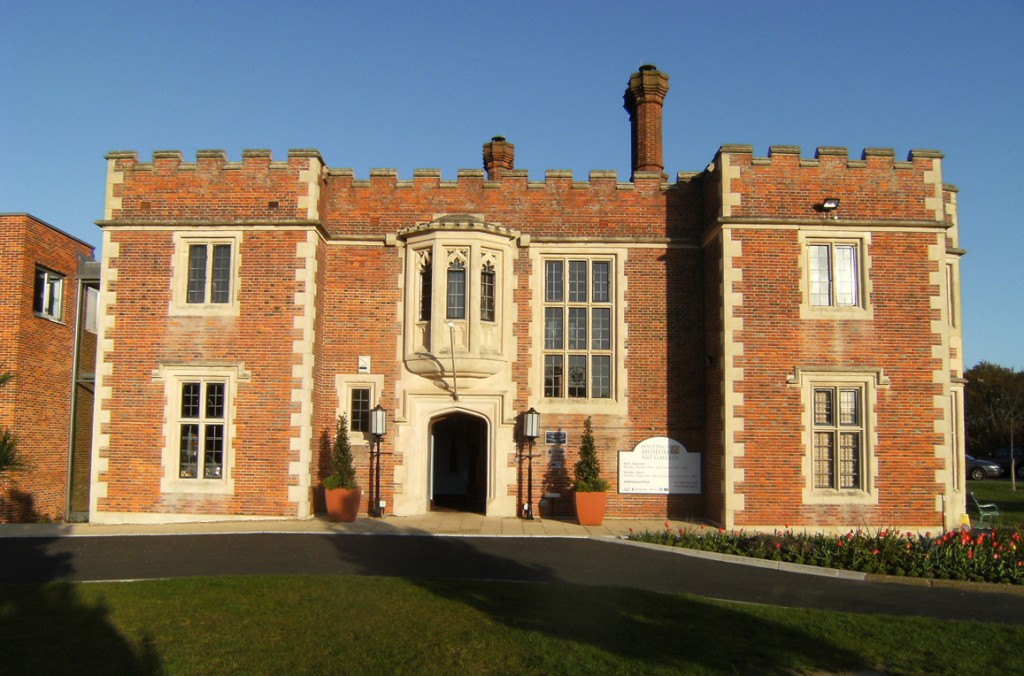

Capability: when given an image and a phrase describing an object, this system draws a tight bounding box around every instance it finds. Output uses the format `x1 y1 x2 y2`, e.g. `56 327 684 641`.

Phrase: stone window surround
169 230 242 317
529 244 628 416
336 373 384 446
154 362 250 496
798 230 873 321
788 366 888 506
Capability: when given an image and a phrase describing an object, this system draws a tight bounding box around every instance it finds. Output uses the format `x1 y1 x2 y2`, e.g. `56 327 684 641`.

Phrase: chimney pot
624 65 670 179
483 137 515 180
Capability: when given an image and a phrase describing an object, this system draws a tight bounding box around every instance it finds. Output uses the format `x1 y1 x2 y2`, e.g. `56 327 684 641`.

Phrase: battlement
718 144 943 170
714 145 949 223
106 149 695 192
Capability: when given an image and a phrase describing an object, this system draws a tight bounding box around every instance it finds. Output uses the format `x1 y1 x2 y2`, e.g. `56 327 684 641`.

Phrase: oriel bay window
543 258 613 399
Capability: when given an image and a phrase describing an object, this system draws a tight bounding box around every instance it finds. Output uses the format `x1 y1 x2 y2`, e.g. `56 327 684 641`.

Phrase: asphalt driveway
1 533 1020 625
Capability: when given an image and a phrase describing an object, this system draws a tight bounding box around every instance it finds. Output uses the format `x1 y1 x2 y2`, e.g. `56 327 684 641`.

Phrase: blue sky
3 1 1021 369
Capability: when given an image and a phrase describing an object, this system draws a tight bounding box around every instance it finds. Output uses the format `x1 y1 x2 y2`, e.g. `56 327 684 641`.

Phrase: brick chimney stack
624 65 670 179
483 136 515 179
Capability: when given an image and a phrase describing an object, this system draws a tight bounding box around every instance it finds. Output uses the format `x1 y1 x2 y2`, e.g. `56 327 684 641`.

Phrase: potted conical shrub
324 414 361 522
573 417 609 526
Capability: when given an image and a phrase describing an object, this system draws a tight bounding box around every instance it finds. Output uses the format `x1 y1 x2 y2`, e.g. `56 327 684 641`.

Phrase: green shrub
324 414 357 490
573 417 609 492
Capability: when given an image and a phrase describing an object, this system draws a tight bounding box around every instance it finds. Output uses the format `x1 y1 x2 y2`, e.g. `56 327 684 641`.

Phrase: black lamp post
519 407 540 520
369 404 387 517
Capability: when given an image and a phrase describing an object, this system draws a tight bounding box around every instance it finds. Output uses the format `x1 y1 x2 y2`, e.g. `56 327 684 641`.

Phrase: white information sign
618 437 700 494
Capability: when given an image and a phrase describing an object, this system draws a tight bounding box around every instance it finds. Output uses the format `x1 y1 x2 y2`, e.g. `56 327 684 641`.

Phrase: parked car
966 454 1005 480
986 446 1024 479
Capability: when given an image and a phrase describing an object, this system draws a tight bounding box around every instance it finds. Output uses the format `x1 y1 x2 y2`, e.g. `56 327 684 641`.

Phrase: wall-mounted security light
822 198 840 210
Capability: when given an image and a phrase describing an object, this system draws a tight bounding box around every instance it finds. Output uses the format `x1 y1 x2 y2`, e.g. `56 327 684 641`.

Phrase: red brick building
0 214 97 522
87 65 966 531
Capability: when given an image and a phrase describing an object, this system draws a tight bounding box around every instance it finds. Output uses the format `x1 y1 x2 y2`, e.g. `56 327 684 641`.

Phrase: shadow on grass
413 576 869 673
0 497 161 674
318 531 869 672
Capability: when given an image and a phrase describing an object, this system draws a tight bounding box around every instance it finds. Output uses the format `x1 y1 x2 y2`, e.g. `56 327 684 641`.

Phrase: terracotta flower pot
574 491 607 526
325 487 362 522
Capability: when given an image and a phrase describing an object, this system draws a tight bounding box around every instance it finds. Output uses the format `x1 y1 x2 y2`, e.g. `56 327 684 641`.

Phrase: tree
965 361 1024 488
323 414 358 490
573 417 608 492
0 372 24 480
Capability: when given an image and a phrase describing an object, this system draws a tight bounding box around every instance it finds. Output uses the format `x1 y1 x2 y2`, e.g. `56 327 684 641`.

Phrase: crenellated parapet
713 144 948 223
102 149 325 224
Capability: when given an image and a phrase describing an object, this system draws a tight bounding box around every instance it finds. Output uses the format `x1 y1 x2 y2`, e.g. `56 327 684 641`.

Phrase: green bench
969 492 1000 528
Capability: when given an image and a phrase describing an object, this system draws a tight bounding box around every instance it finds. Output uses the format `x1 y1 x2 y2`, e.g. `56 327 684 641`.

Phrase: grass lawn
1 575 1022 674
968 478 1024 527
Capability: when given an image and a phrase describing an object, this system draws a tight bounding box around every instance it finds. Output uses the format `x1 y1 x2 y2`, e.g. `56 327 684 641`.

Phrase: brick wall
0 214 93 522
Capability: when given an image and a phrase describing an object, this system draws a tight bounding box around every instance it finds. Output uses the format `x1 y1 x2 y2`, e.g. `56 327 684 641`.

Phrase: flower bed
628 524 1024 584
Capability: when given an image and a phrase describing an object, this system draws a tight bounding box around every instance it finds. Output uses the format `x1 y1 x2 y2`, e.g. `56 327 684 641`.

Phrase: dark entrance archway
429 413 487 514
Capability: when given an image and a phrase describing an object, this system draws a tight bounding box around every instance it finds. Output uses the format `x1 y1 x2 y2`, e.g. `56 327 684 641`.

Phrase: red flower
775 543 781 549
872 549 879 556
968 549 974 559
993 553 999 560
665 522 671 528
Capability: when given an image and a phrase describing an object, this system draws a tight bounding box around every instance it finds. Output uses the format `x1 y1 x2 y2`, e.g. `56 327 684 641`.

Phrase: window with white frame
177 379 228 480
808 241 860 308
33 266 64 321
158 363 244 495
543 258 613 399
171 232 241 316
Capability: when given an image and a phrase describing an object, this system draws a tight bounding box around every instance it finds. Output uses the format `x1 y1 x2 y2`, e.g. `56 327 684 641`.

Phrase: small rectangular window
809 242 859 308
544 308 563 349
567 354 588 398
544 355 563 398
591 355 611 399
33 267 64 320
568 260 587 302
350 387 371 432
446 260 466 319
480 265 495 322
545 261 563 302
419 262 432 321
187 245 209 304
568 308 587 350
187 243 233 305
592 262 610 303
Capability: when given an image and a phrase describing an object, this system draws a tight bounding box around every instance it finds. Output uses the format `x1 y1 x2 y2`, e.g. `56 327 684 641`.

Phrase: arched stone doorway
429 412 488 513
